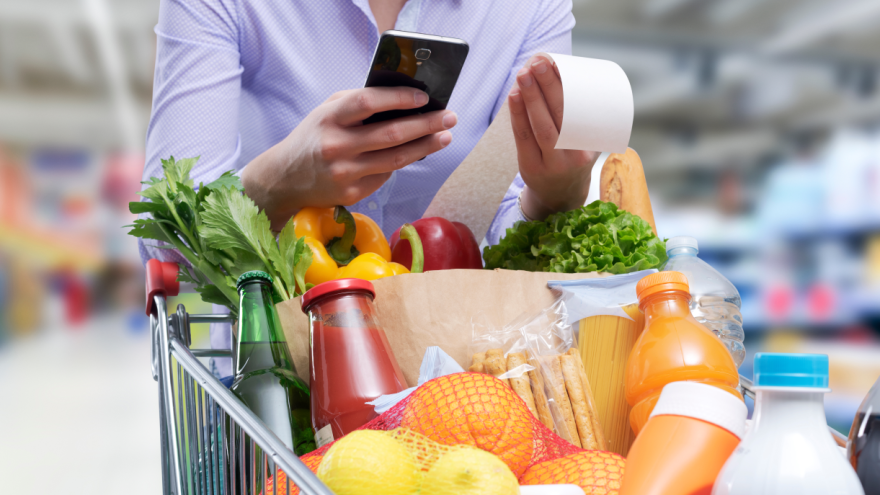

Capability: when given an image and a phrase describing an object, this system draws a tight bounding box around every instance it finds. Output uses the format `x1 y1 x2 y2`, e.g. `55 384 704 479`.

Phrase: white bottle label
315 424 334 448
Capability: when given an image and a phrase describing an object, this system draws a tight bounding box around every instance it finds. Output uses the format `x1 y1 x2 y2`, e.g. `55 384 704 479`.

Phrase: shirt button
368 201 378 210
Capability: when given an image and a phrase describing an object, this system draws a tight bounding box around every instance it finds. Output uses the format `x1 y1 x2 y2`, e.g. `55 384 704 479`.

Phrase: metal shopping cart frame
146 260 334 495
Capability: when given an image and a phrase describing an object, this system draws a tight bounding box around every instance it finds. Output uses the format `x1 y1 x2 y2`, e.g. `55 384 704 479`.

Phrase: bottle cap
636 271 690 301
754 353 829 388
666 236 699 254
236 270 273 289
650 381 748 439
301 278 376 313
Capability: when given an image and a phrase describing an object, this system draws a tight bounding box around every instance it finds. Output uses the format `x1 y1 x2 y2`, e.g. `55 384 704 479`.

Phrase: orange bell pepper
293 206 422 285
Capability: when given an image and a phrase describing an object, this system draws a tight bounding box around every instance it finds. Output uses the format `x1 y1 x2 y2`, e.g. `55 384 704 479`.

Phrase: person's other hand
509 53 600 221
242 87 456 229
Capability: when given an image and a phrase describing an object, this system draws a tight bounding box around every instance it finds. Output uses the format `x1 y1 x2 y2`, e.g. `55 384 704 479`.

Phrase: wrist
242 145 297 230
520 180 590 221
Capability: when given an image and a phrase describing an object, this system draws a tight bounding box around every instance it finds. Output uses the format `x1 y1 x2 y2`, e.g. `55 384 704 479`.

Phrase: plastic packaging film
548 273 653 457
423 54 634 241
467 298 609 453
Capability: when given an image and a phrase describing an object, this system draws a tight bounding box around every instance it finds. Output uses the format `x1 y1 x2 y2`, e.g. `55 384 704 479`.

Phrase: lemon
317 430 420 495
423 447 520 495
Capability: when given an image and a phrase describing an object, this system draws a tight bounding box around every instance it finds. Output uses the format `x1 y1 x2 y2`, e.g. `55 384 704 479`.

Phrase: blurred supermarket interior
1 0 880 492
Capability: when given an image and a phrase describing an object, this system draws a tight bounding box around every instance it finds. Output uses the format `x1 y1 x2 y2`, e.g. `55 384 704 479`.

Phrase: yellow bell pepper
293 206 391 261
337 253 410 280
293 206 423 286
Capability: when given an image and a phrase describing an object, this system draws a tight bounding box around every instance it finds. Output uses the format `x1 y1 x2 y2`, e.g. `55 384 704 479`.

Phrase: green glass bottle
232 271 315 455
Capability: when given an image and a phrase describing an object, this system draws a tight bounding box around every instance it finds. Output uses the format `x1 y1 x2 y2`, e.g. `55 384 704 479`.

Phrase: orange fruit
263 454 323 495
520 451 625 495
399 373 536 477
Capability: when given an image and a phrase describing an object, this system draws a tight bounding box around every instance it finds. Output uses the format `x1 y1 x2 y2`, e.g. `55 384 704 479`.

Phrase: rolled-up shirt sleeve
140 0 244 264
485 0 574 246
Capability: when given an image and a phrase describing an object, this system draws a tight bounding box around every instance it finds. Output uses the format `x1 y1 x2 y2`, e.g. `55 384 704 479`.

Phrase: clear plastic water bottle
663 236 746 367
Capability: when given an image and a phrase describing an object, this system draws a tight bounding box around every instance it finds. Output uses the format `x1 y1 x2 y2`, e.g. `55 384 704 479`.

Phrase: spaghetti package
547 269 656 456
469 300 608 452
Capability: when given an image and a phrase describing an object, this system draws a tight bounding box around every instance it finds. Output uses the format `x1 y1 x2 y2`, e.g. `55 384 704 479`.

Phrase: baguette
566 348 607 450
600 147 657 235
484 354 511 388
528 356 555 430
561 354 601 450
507 353 539 419
547 356 581 448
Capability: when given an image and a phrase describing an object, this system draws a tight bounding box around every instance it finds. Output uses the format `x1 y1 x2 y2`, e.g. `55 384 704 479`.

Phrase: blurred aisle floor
0 315 161 494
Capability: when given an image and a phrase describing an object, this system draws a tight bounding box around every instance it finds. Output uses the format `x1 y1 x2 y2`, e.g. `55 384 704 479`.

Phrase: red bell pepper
389 217 483 271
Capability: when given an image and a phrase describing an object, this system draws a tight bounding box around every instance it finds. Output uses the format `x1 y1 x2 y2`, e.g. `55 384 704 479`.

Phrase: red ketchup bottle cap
301 278 376 313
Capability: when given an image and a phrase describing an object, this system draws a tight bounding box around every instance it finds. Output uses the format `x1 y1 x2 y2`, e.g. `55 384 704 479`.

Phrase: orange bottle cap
636 271 690 301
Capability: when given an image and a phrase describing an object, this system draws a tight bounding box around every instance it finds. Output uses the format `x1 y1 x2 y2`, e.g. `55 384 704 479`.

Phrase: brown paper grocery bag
276 269 603 387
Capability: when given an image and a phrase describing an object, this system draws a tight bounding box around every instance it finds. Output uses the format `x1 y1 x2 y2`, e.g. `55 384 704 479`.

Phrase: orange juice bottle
625 271 742 434
620 381 747 495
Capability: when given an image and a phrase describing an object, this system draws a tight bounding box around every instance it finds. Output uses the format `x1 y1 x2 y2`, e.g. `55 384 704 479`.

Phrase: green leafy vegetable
128 156 312 317
483 200 667 274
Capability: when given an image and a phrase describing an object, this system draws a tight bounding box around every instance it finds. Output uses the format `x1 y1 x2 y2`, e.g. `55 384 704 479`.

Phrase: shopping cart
146 259 849 495
146 260 334 495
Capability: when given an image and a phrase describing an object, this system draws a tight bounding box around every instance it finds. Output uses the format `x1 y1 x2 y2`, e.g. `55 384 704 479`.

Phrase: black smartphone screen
363 32 469 125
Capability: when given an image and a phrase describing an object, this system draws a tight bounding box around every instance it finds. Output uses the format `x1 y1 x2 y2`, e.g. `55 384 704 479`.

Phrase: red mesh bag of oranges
277 373 625 495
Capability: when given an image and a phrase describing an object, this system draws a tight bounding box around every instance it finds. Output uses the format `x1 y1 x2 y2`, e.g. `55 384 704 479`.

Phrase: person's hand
508 53 600 221
242 87 456 229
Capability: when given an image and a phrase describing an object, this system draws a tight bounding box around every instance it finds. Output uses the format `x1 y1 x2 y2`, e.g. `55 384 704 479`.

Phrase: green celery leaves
128 156 312 317
483 200 667 274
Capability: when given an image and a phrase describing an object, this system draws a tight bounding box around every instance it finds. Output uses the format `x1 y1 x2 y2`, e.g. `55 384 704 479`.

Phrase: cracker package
469 299 607 451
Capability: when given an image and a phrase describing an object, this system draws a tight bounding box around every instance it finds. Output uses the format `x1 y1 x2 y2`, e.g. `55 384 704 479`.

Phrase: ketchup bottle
301 278 407 446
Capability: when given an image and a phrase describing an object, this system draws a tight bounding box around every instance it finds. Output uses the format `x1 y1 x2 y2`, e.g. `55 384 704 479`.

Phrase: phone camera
415 48 432 61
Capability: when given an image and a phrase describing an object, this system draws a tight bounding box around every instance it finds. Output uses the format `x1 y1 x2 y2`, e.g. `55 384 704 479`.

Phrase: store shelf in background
0 222 104 271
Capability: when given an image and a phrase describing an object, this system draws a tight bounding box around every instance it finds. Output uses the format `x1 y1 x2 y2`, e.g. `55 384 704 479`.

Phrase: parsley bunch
128 156 311 317
483 200 667 274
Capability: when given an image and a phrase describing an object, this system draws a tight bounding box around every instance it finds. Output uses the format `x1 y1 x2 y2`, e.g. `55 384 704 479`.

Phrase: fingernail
531 59 548 74
439 131 452 147
414 91 429 106
442 112 457 129
509 90 522 104
517 68 533 88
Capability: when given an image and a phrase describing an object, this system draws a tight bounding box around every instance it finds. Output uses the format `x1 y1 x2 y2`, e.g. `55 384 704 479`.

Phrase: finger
347 110 457 153
508 84 543 167
529 54 564 130
325 90 354 103
516 66 560 151
350 172 394 203
354 131 453 176
332 87 430 126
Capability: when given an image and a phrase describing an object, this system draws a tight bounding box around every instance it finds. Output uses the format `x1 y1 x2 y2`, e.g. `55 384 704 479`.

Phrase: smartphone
363 30 469 125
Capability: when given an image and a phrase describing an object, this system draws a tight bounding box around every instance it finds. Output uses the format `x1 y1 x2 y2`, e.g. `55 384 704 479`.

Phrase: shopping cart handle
146 259 180 315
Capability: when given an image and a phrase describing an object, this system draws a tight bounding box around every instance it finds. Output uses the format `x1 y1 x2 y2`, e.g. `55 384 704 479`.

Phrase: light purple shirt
141 0 574 376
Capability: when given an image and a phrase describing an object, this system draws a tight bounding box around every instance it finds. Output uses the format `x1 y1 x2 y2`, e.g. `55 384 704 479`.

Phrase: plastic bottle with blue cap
713 353 864 495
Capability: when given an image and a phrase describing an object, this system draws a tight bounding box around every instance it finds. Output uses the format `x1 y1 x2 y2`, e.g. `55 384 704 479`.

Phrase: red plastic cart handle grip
146 259 180 315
